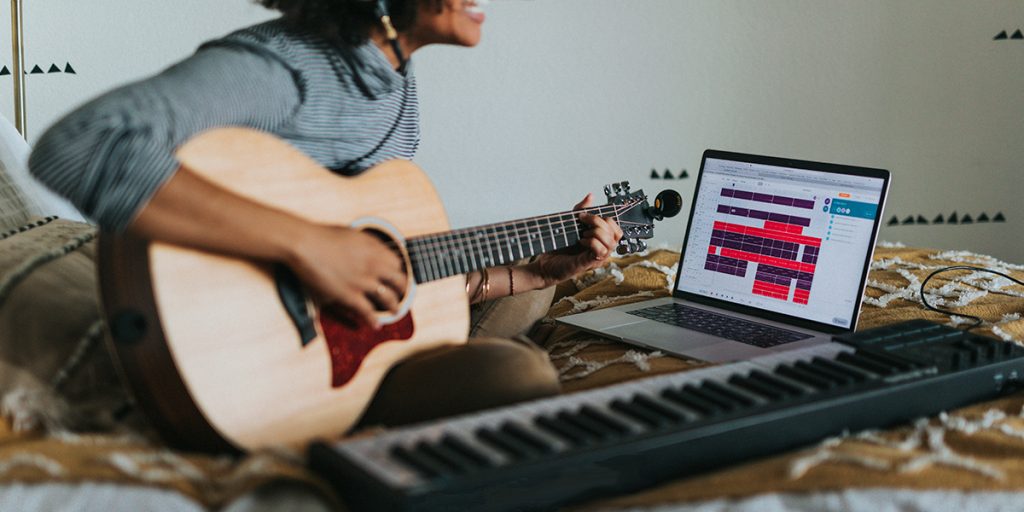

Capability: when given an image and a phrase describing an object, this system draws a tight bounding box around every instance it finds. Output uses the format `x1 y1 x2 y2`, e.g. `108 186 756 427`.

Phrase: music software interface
677 158 885 328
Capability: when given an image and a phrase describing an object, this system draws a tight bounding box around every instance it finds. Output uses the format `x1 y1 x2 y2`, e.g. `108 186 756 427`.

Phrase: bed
1 204 1022 512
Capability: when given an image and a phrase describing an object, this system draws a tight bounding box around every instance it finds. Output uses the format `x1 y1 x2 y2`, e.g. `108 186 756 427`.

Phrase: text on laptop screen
676 157 885 329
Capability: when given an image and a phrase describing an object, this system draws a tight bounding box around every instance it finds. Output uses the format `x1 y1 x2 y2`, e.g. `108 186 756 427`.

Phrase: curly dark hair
258 0 443 46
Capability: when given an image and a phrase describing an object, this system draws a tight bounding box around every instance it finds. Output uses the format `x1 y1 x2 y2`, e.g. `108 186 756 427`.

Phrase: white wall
2 0 1021 260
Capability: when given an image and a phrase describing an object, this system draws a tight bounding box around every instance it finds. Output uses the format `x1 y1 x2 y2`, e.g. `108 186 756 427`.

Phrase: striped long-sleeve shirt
29 19 420 232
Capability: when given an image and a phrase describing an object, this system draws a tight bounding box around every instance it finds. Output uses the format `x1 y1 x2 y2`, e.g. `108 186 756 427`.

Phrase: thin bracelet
507 266 515 296
480 268 491 302
469 269 487 303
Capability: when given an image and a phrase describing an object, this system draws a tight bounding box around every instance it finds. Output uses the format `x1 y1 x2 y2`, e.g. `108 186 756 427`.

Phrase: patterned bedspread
1 244 1022 511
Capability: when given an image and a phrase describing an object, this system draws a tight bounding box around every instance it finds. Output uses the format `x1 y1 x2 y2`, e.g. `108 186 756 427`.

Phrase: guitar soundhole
362 227 410 306
319 224 416 389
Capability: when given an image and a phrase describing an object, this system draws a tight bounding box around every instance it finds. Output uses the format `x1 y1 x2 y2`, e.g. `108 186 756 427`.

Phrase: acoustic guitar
99 128 680 452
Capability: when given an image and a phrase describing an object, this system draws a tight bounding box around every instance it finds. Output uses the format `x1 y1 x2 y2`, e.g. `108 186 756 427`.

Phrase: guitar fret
545 215 558 252
504 226 515 264
487 228 499 267
474 231 488 269
408 241 423 283
514 222 526 261
538 218 547 253
454 234 469 275
559 213 570 248
487 226 503 266
529 218 543 256
428 243 442 282
440 233 455 279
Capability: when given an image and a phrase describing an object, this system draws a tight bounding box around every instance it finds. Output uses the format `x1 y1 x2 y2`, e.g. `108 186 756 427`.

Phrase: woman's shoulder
201 18 335 63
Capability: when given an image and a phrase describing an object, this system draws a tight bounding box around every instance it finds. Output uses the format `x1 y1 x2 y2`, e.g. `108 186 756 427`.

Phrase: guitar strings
393 201 647 281
413 201 644 259
400 202 630 256
380 202 623 254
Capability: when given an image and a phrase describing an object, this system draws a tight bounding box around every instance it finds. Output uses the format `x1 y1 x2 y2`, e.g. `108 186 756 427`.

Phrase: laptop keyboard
626 303 813 348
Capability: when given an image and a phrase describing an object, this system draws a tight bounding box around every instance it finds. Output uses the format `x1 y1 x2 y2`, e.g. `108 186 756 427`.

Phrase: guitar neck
406 204 619 284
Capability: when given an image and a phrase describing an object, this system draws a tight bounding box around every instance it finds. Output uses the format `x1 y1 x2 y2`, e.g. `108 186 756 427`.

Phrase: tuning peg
620 181 631 194
604 184 613 198
616 240 630 255
638 240 647 252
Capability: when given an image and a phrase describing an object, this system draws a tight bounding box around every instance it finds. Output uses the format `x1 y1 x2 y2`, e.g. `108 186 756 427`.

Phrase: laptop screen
675 152 888 331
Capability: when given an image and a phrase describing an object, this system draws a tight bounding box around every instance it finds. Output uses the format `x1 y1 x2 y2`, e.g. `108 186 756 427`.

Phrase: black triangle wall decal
932 214 945 224
662 169 674 180
47 64 61 73
948 212 959 224
29 65 43 74
650 169 660 179
902 215 916 225
916 215 928 224
977 213 990 222
961 214 974 224
679 170 689 179
887 216 900 226
0 66 8 76
995 30 1009 40
993 212 1006 222
1013 29 1024 39
64 63 76 74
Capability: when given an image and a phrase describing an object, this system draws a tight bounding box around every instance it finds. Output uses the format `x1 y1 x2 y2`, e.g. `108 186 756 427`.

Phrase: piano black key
536 415 593 446
954 341 982 364
685 384 740 411
500 422 556 454
579 405 632 434
631 394 689 422
837 352 896 375
661 385 727 415
811 356 870 382
776 364 834 390
728 374 785 401
390 445 450 479
795 360 853 386
475 426 532 460
748 369 807 396
701 380 759 406
557 410 616 440
440 435 495 468
611 398 673 428
414 440 472 474
858 349 916 370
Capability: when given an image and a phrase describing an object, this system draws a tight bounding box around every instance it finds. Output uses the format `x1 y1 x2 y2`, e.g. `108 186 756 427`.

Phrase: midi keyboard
309 320 1024 511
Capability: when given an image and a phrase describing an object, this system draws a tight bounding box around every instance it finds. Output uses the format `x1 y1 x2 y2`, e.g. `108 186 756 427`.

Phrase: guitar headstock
603 181 684 255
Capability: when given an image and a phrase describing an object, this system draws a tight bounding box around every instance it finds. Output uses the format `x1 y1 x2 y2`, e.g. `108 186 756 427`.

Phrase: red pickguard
319 313 415 388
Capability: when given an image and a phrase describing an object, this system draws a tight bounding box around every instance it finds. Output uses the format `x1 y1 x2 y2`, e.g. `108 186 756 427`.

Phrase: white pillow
0 115 86 224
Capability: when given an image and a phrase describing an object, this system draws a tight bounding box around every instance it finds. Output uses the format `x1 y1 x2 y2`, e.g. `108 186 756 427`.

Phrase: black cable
919 265 1024 330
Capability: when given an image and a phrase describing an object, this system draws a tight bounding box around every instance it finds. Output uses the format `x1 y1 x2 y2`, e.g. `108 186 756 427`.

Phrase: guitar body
100 128 468 451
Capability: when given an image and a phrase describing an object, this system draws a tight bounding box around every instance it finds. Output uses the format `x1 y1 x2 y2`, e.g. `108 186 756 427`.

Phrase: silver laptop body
558 150 891 362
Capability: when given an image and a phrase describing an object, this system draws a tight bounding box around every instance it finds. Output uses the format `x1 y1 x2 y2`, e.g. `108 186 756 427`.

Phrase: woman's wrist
518 261 558 291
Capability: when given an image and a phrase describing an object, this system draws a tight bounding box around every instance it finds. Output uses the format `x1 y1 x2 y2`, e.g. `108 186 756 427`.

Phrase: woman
29 0 622 427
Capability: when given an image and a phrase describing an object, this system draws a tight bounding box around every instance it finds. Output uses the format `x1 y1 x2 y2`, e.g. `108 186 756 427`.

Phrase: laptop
558 150 890 362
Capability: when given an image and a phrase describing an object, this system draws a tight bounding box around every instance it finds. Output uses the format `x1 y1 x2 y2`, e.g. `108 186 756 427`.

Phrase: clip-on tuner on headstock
602 181 683 255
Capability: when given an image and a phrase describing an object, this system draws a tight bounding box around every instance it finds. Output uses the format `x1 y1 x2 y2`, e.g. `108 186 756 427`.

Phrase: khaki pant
358 286 561 428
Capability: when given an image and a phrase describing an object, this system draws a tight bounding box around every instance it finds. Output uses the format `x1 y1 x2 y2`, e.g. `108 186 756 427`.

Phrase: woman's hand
523 193 623 288
287 225 407 329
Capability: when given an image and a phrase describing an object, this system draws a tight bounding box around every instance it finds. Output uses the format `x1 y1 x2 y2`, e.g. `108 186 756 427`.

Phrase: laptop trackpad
603 322 722 350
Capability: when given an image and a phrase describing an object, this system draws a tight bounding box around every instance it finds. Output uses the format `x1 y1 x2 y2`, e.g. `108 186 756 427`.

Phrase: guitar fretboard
406 203 629 284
